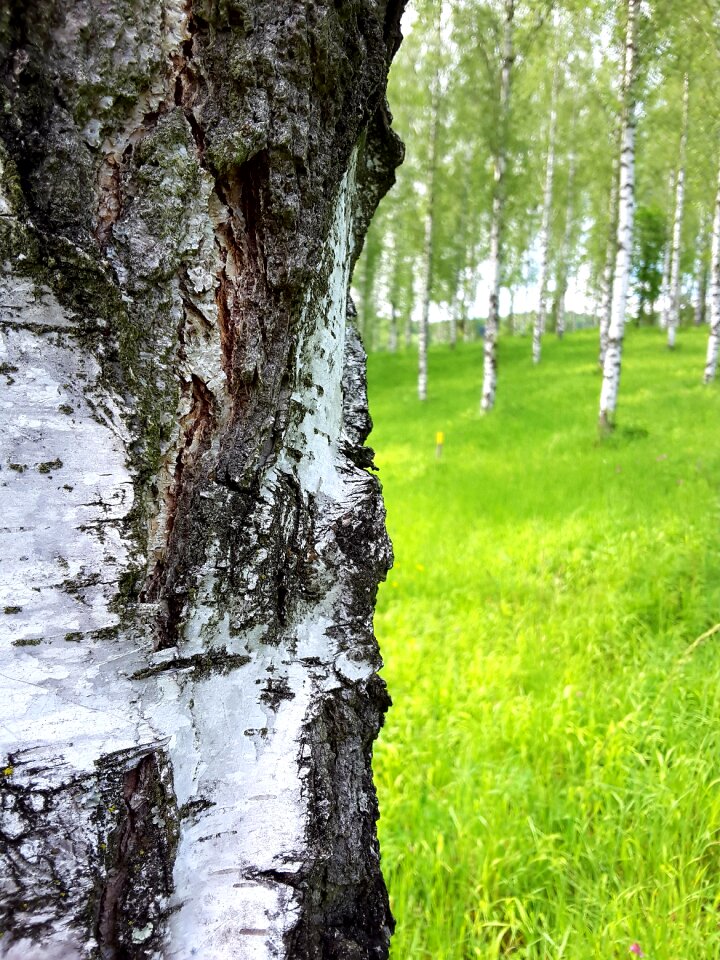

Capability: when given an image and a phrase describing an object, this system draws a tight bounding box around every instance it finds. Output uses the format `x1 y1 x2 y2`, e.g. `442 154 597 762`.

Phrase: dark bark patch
94 751 179 960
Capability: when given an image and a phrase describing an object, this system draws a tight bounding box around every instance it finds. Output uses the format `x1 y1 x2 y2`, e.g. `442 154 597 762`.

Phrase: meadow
368 326 720 960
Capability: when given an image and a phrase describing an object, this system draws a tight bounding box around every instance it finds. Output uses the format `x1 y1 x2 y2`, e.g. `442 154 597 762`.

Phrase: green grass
367 326 720 960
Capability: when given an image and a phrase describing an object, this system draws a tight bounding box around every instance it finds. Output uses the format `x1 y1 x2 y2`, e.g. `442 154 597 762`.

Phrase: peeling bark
0 2 405 957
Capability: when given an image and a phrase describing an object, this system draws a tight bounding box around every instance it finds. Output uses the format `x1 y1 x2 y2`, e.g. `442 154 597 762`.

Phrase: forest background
357 2 720 958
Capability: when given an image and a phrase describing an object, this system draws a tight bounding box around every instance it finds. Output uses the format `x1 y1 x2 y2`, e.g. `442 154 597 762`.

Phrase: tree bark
695 266 708 326
418 56 441 401
694 210 710 327
704 157 720 383
533 64 559 364
659 171 676 331
667 73 690 350
0 2 405 957
599 0 639 431
481 0 514 412
388 301 399 353
598 135 621 368
556 105 577 341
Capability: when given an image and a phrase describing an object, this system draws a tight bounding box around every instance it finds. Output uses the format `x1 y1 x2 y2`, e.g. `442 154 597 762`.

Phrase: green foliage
369 326 720 959
355 0 720 350
633 205 666 321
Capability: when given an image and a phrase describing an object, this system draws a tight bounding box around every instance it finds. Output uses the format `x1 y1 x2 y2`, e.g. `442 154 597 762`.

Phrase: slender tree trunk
695 269 708 326
556 107 578 341
481 0 514 411
0 3 405 957
404 310 413 349
667 74 690 350
389 301 399 353
637 289 646 326
418 66 441 400
694 213 710 326
658 171 676 330
533 65 559 364
704 158 720 382
599 0 639 431
449 297 458 348
599 138 621 367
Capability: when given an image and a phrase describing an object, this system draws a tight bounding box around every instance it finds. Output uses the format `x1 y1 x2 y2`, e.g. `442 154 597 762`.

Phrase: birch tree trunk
418 63 440 401
533 65 559 364
481 0 514 412
599 0 640 431
695 265 708 326
694 210 710 327
598 143 621 368
556 107 578 341
404 311 414 349
667 74 690 350
0 3 405 958
449 298 458 349
389 301 399 353
704 158 720 383
658 171 675 330
659 237 672 326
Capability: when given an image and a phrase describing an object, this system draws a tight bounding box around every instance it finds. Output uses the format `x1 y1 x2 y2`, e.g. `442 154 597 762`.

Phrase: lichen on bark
0 2 406 957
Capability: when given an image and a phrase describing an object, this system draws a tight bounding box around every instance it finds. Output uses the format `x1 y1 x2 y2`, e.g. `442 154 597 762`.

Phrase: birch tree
419 65 440 399
0 2 405 957
481 0 514 412
599 0 640 431
533 63 559 364
658 174 674 330
704 158 720 383
667 73 690 349
556 105 578 340
598 141 621 367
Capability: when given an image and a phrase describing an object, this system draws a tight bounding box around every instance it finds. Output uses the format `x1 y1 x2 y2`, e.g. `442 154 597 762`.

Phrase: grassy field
367 326 720 960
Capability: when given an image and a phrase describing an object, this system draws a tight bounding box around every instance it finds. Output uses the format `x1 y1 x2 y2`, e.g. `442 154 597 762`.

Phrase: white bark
598 146 621 367
0 3 403 956
533 65 559 364
659 220 672 328
418 68 440 400
667 74 690 350
599 0 639 430
704 158 720 383
481 0 514 412
556 107 578 341
418 195 433 399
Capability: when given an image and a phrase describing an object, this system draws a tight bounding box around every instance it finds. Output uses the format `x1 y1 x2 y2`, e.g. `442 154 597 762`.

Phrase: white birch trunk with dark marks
481 0 514 412
555 109 577 341
658 171 676 331
599 0 639 430
533 66 558 365
704 158 720 383
418 65 440 402
0 2 405 958
598 145 620 368
667 74 689 350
